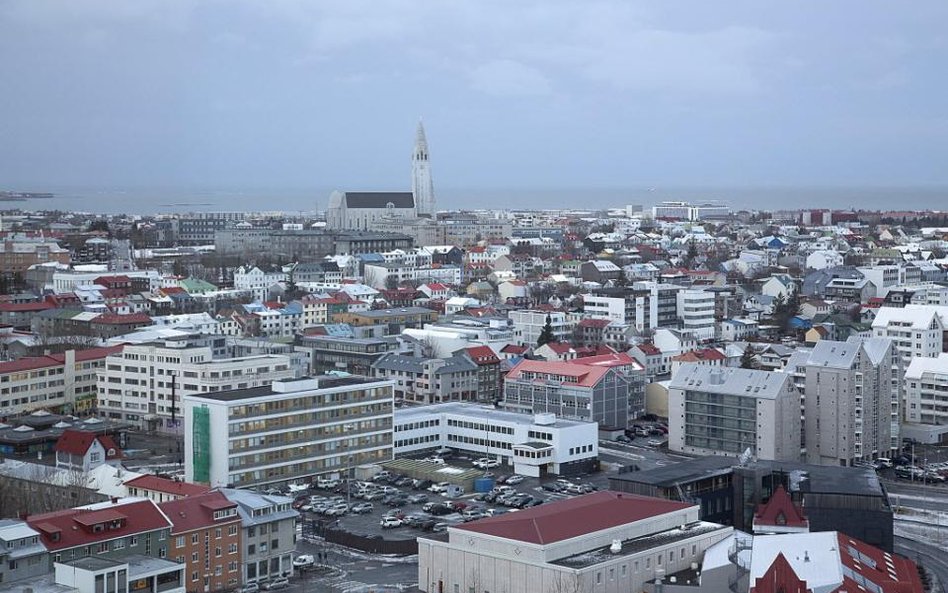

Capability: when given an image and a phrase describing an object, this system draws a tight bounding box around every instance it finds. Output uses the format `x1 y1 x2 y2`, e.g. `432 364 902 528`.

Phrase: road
895 535 947 593
883 480 948 513
290 539 420 593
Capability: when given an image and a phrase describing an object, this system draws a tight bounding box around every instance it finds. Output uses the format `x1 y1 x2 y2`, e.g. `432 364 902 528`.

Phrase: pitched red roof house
752 485 809 533
0 345 123 375
506 359 612 388
672 348 727 364
465 345 500 365
28 498 172 551
54 429 123 460
750 553 811 593
158 491 239 534
125 475 211 500
577 318 611 329
454 491 690 545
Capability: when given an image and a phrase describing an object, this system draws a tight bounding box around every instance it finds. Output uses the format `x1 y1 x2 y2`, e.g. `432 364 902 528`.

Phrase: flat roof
395 402 594 430
186 375 390 402
552 521 727 568
611 455 736 488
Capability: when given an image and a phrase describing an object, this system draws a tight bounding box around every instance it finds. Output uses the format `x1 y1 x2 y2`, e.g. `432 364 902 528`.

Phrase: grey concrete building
220 489 299 586
371 352 479 404
0 520 48 584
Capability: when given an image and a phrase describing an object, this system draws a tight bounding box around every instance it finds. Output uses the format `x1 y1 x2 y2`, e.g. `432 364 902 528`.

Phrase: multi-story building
792 338 901 466
417 491 732 593
904 353 948 426
463 345 503 403
583 282 682 334
676 289 717 341
160 491 243 593
97 335 302 433
668 364 801 461
184 376 395 489
27 498 173 569
333 307 437 335
394 403 598 476
371 352 479 404
508 310 571 346
503 359 631 429
0 519 48 584
232 266 286 302
0 346 121 417
176 213 246 245
301 335 399 376
0 238 70 274
220 489 298 586
871 304 948 366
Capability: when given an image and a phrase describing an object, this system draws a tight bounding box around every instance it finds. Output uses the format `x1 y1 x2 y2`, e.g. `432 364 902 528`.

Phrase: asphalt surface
895 535 948 593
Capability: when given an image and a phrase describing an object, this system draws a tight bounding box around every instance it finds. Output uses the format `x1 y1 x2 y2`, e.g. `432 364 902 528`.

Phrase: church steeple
412 119 435 217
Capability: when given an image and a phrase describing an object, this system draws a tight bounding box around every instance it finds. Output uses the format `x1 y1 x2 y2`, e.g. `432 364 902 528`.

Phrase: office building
219 489 298 587
904 353 948 426
676 289 717 341
508 310 571 346
183 376 395 489
394 403 598 476
871 304 948 366
417 491 732 593
668 364 801 461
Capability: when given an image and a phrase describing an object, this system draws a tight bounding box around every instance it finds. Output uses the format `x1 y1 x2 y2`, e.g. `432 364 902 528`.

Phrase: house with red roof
417 491 732 593
125 475 211 503
159 491 242 592
463 345 502 402
504 359 631 428
54 429 123 473
534 341 578 361
670 347 727 375
417 282 452 300
27 497 173 567
752 485 809 535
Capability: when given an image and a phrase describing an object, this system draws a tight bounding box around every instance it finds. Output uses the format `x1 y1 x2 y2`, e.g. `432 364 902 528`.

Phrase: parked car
394 476 414 487
428 481 451 494
263 578 289 591
386 495 409 507
413 479 433 490
240 584 260 593
407 493 429 504
473 458 501 469
431 522 449 533
424 456 447 465
495 474 510 484
542 482 563 493
616 435 633 444
505 475 525 485
372 471 393 482
292 555 315 569
380 516 403 528
647 439 665 447
350 502 373 514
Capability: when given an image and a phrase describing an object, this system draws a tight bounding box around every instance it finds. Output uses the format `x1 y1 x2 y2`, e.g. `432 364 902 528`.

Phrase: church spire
412 119 435 217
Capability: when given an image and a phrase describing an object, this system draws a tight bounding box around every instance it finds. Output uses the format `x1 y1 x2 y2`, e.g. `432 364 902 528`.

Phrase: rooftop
451 491 692 545
395 402 592 429
552 521 727 568
184 375 390 402
669 363 792 400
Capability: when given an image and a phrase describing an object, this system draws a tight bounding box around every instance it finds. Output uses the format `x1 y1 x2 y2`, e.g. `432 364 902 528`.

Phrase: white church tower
411 120 435 217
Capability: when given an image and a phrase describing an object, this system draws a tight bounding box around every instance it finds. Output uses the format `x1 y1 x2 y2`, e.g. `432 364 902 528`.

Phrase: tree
615 267 629 287
740 345 759 369
537 314 555 347
686 240 699 266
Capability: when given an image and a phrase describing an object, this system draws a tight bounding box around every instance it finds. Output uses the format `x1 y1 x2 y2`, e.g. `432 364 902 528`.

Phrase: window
271 539 278 550
191 534 199 545
215 528 222 539
175 536 184 548
247 544 255 555
596 573 602 584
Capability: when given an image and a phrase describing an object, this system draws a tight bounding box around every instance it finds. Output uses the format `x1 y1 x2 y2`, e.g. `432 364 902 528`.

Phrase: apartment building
0 238 70 274
792 338 901 466
220 489 298 586
97 336 302 434
668 364 801 462
871 304 948 365
503 359 631 429
904 353 948 425
0 519 48 584
183 376 395 489
508 310 571 346
160 491 243 593
0 346 121 417
27 498 173 569
676 289 717 341
394 403 598 477
370 352 478 404
232 266 285 302
582 282 681 333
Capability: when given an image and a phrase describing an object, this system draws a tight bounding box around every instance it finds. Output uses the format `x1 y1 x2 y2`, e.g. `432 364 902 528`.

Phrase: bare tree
549 572 583 593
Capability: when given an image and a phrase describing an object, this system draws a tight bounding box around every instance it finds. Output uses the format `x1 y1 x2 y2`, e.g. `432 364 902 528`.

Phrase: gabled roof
124 475 210 497
672 348 727 363
465 345 500 365
506 359 614 388
158 491 240 534
634 343 661 355
750 553 810 593
28 498 171 551
0 345 122 374
753 485 808 528
343 191 414 209
53 429 123 459
453 491 690 545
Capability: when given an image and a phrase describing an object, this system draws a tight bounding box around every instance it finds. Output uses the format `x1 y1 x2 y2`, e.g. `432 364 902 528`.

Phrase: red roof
578 318 611 329
465 345 500 365
0 301 54 312
424 282 450 291
753 486 808 528
635 343 661 355
542 342 575 355
834 533 923 593
158 491 240 534
750 553 809 593
54 429 123 459
0 345 123 375
672 348 727 363
500 344 528 354
28 499 172 551
455 491 691 545
567 352 643 370
506 359 612 388
95 313 152 325
125 474 211 497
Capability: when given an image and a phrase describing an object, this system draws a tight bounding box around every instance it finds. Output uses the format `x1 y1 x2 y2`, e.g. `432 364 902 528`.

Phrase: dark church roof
344 192 414 209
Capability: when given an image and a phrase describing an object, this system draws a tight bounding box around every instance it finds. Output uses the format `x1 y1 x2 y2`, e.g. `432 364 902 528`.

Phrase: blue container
473 477 495 493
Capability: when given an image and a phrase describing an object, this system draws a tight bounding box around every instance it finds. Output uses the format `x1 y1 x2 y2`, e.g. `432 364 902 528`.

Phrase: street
290 538 420 593
895 535 947 593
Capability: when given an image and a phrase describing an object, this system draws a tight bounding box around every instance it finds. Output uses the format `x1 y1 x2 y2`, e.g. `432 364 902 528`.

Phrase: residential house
54 430 123 473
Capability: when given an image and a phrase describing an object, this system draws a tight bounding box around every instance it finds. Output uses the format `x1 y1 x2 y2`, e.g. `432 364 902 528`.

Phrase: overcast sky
1 1 946 192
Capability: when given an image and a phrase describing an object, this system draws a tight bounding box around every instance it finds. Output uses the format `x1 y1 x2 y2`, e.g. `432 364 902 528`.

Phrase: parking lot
293 453 611 541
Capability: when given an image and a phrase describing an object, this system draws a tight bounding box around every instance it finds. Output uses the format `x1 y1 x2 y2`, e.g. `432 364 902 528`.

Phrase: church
326 121 436 230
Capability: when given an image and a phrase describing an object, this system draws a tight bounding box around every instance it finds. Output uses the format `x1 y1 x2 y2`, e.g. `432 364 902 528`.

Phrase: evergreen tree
740 345 759 369
537 314 555 347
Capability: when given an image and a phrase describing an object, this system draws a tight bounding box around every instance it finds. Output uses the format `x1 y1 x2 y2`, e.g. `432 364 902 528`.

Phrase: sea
2 185 948 215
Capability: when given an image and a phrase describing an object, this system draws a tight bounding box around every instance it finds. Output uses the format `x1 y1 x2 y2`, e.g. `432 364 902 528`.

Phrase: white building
97 337 302 433
394 404 598 477
232 266 285 302
417 491 732 593
871 304 948 366
805 250 844 270
183 376 395 489
668 364 801 461
905 353 948 426
508 309 571 346
676 289 716 341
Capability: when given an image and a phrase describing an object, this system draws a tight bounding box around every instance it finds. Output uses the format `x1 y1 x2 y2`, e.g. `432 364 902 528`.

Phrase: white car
380 516 403 528
292 555 314 569
262 578 289 591
505 475 525 485
473 458 500 469
424 456 446 465
428 481 451 493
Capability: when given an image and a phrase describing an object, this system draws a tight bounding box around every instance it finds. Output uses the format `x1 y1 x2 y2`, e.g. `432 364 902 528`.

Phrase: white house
806 250 844 270
54 429 124 473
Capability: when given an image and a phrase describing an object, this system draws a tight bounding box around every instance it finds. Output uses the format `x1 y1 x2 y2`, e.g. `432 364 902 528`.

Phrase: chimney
804 551 810 563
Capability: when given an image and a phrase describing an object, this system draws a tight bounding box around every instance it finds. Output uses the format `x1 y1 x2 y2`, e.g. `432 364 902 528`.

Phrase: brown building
0 239 70 274
160 491 244 593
